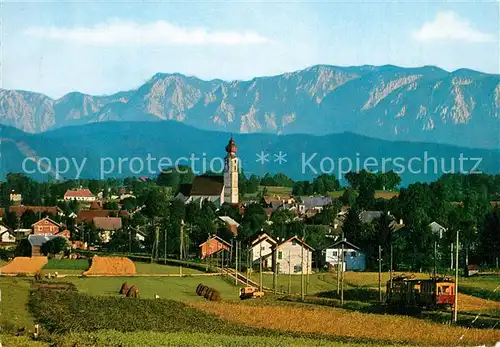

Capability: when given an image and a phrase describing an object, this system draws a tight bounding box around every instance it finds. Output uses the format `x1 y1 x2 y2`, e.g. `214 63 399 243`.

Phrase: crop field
191 301 500 346
460 275 500 302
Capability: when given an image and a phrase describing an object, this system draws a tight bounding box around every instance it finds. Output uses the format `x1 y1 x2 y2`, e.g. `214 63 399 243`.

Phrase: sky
2 0 499 98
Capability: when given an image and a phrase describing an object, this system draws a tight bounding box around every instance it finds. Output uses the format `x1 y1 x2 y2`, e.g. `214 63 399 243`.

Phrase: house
429 221 446 239
9 192 22 205
299 196 333 214
0 222 15 243
324 239 366 271
64 188 96 202
32 217 62 236
199 235 231 259
218 216 240 236
251 233 278 269
93 217 122 243
274 236 314 275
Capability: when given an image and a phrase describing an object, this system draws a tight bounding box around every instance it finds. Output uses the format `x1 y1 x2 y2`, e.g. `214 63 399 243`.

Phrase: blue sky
3 0 499 98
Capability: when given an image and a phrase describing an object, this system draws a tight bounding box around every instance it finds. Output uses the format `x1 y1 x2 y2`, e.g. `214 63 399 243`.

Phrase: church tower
224 136 239 204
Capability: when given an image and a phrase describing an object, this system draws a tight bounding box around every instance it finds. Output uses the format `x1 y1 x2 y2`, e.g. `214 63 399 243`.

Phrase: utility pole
433 240 437 277
273 245 278 294
259 244 263 292
453 230 459 323
341 233 344 305
378 245 382 303
390 243 393 293
180 220 184 261
301 237 305 301
288 250 292 293
128 226 131 254
246 248 250 286
306 249 310 295
337 242 340 295
235 240 239 286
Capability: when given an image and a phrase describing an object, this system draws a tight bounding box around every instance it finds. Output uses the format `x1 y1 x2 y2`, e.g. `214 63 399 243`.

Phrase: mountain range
1 65 499 149
1 121 498 185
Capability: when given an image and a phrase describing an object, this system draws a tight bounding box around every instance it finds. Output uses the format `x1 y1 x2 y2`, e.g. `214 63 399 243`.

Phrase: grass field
134 261 204 275
40 258 90 274
56 275 241 301
0 278 35 331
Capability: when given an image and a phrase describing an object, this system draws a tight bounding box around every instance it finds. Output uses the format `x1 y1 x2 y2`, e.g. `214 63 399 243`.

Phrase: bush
120 282 130 295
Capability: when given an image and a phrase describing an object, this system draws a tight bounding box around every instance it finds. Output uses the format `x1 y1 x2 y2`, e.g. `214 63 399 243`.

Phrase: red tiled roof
77 210 129 224
90 201 103 210
93 217 122 231
9 206 59 217
64 189 95 198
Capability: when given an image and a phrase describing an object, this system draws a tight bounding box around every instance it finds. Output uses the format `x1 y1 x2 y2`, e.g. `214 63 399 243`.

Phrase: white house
429 221 446 239
275 236 314 275
251 233 277 269
0 222 15 243
325 239 366 271
64 188 96 202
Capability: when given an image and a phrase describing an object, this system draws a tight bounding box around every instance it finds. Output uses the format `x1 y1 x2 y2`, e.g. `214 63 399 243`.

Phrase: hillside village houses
251 234 314 275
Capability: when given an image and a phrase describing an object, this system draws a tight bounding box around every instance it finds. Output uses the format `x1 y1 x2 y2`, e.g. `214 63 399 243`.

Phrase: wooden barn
199 235 230 259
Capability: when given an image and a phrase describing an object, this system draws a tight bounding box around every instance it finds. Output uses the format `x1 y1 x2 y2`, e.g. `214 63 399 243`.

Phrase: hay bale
200 285 209 296
204 288 213 300
126 285 139 298
197 284 207 296
120 281 130 295
209 289 221 302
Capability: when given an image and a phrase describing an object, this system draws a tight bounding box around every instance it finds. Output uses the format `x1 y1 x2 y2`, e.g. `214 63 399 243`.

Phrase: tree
340 188 357 207
3 211 18 229
480 207 500 267
312 174 340 194
40 237 70 256
20 210 39 229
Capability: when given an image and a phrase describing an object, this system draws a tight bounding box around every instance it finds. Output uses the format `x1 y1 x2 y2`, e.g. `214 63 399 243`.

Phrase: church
175 137 239 206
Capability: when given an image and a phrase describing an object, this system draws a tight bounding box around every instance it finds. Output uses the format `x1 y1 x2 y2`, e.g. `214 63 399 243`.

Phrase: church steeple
224 136 239 204
225 136 238 156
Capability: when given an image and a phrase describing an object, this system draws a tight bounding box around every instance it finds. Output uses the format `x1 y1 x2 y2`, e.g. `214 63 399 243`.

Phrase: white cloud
413 11 495 43
25 20 271 46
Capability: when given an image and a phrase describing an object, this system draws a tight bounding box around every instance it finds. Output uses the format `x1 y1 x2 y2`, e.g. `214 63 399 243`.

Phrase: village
0 137 500 347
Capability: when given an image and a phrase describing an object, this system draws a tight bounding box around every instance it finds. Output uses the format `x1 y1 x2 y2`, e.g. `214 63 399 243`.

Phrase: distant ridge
0 64 499 149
